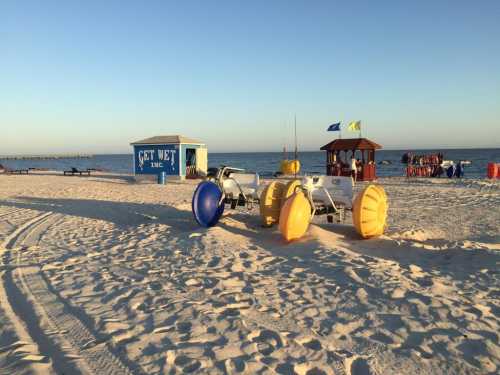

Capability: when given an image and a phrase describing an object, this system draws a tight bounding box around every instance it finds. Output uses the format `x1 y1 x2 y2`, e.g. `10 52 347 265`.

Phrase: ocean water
1 149 499 179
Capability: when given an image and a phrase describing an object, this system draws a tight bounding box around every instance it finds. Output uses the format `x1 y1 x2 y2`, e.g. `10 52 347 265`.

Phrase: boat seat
302 175 353 209
223 173 260 198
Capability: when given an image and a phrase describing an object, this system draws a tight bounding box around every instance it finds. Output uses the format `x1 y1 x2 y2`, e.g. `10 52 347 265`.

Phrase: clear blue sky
1 0 499 154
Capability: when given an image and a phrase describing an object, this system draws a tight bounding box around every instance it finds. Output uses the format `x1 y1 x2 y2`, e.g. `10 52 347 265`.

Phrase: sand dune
0 172 498 374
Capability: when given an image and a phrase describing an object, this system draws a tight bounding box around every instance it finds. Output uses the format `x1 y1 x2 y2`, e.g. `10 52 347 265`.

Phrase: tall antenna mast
294 115 297 159
294 114 298 178
283 121 288 160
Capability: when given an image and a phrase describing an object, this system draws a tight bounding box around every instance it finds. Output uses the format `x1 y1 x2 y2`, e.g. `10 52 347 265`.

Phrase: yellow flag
348 121 361 131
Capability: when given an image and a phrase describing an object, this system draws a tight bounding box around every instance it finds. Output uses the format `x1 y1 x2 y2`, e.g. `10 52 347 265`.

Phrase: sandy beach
0 172 498 375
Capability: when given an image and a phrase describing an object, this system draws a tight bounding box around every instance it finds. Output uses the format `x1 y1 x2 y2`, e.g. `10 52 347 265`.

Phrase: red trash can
487 162 498 179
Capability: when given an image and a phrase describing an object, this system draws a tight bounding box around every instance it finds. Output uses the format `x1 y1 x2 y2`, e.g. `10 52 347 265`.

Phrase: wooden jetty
0 154 93 160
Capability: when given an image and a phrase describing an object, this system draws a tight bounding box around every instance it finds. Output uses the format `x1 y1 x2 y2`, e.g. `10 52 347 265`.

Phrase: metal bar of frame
215 166 259 207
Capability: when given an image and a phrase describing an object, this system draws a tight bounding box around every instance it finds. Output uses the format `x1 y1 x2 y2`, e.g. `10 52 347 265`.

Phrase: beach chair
64 167 91 176
5 168 29 174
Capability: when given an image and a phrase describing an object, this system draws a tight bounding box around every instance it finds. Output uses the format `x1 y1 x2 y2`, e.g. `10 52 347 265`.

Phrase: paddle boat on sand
192 166 388 241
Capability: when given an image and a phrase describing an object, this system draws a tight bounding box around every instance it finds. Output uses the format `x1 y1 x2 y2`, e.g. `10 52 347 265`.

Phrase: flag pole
294 114 298 179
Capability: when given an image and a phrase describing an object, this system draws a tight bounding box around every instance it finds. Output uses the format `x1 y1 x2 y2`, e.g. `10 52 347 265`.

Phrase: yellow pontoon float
260 175 388 241
280 159 301 175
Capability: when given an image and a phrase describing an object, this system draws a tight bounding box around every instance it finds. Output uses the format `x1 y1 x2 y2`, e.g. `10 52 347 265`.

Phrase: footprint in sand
166 350 202 373
294 362 331 375
174 355 201 373
296 336 323 351
346 356 372 375
175 321 192 334
185 278 202 287
224 357 247 373
369 331 394 345
248 329 284 356
207 256 221 268
391 287 406 299
102 319 130 334
455 338 498 372
219 277 247 292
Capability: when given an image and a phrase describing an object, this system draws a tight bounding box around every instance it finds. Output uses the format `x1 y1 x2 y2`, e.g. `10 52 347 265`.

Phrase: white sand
0 172 498 374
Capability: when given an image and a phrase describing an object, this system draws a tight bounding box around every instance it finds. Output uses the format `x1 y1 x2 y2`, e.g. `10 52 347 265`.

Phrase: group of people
401 152 444 166
406 164 444 178
446 161 465 178
406 161 465 178
402 152 466 178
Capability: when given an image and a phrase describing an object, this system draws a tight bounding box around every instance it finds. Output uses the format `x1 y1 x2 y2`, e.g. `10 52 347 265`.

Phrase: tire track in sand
0 212 135 375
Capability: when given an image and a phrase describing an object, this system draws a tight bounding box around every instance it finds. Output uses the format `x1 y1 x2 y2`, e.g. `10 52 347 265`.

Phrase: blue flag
327 122 341 131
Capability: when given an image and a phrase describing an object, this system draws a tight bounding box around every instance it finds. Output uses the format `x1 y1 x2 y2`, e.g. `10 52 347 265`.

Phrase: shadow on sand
1 196 198 232
3 196 498 285
219 212 499 286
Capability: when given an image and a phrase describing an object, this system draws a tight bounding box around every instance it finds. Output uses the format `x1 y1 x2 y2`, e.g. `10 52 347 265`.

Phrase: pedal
337 209 345 223
230 200 237 209
237 196 246 206
327 215 333 223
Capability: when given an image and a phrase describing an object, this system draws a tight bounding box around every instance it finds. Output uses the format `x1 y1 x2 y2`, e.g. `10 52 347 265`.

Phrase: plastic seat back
223 173 260 197
323 176 353 208
303 175 353 208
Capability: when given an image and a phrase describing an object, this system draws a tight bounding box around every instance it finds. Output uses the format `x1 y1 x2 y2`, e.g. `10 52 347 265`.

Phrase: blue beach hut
130 135 207 181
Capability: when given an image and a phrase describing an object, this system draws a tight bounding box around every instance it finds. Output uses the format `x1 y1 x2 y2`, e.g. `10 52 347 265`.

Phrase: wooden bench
64 168 91 176
7 169 29 174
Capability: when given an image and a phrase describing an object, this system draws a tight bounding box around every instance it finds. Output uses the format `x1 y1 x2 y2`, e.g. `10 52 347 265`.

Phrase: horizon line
1 146 499 158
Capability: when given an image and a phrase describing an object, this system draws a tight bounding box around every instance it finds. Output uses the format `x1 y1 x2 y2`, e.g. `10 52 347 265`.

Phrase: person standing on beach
351 157 357 182
456 161 463 178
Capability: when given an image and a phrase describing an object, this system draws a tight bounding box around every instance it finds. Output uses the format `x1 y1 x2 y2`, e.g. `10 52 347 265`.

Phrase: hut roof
130 135 204 146
320 138 382 151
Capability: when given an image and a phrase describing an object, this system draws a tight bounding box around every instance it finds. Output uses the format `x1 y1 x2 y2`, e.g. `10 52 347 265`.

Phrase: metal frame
295 179 348 224
210 166 260 210
208 166 350 223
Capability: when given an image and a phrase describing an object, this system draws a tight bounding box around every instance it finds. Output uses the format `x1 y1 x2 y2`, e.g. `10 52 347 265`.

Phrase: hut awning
320 138 382 151
130 135 204 146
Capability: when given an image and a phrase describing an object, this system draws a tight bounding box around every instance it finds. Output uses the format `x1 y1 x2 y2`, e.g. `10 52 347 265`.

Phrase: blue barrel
157 172 166 184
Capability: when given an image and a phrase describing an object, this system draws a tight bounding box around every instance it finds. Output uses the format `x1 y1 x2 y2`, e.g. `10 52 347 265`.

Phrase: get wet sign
133 144 179 175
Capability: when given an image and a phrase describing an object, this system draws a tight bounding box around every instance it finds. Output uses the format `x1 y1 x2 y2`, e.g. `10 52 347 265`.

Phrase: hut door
196 147 207 176
186 148 196 177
